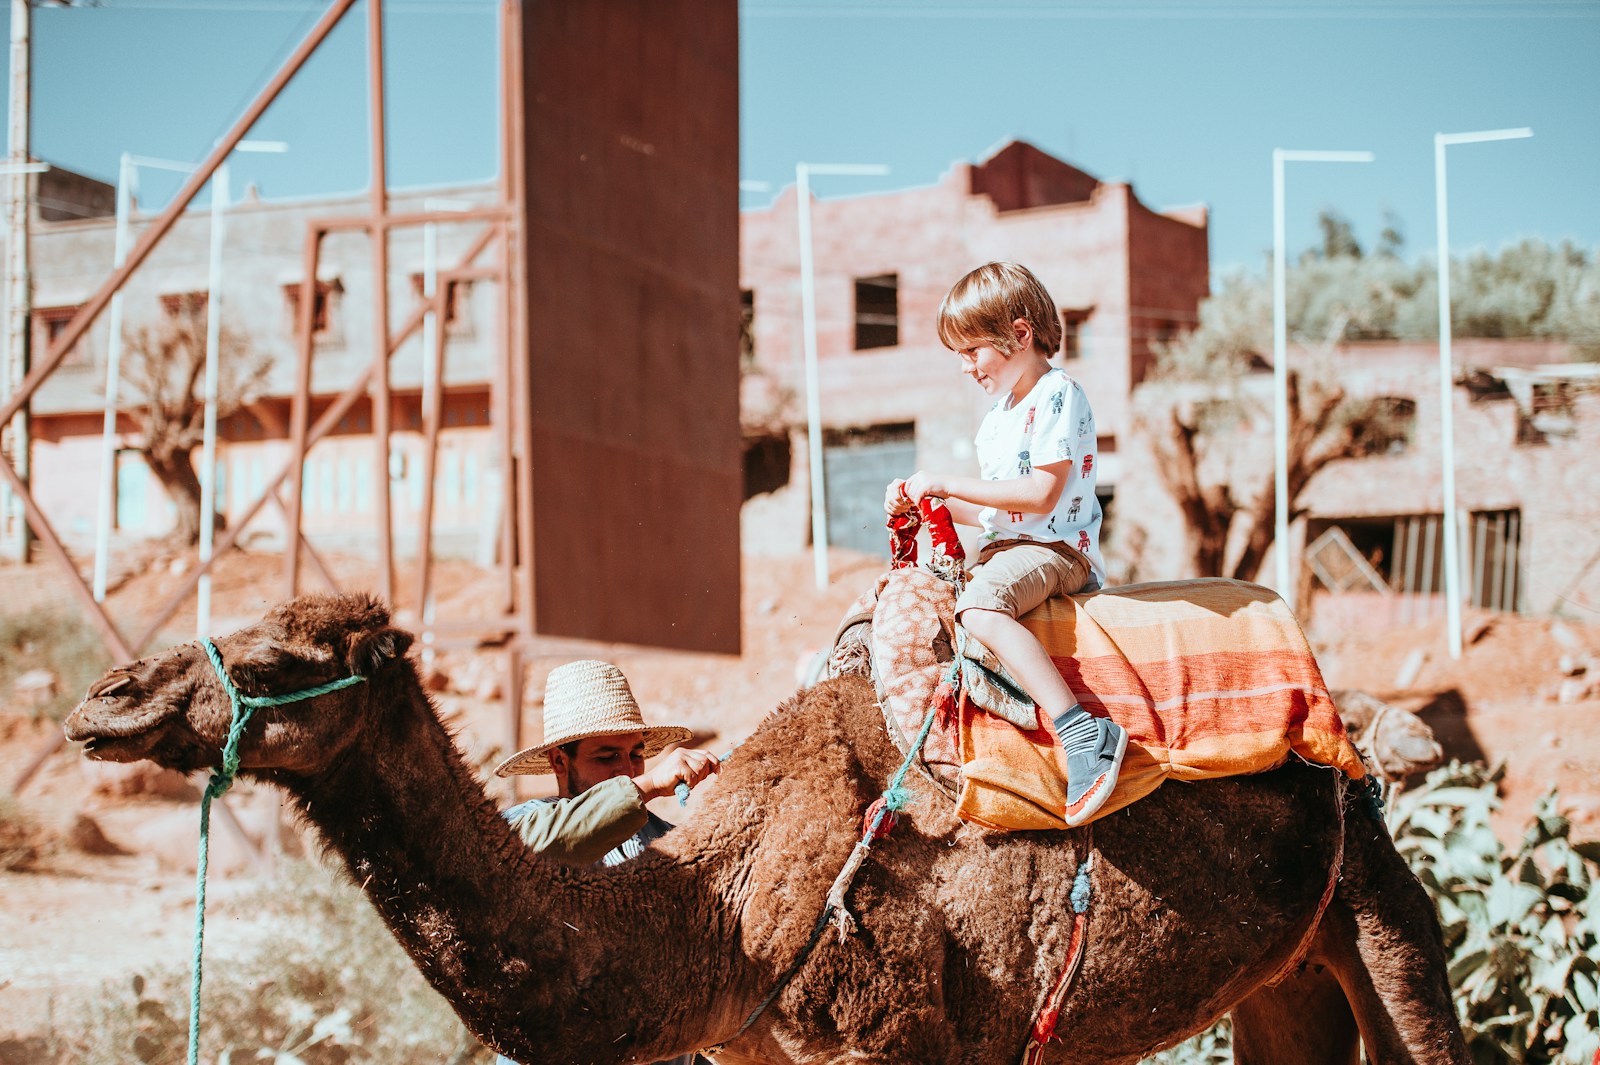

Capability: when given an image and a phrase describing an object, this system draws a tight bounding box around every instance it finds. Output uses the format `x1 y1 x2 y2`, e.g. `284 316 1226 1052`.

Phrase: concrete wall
1115 338 1600 617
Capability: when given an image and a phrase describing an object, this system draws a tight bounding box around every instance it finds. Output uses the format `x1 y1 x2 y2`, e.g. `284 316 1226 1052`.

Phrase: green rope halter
187 638 368 1065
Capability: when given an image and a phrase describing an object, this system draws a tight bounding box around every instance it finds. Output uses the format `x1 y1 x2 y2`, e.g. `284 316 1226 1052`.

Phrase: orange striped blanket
957 577 1365 832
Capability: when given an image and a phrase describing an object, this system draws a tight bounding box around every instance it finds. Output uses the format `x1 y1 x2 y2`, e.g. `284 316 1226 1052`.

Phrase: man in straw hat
492 660 716 1065
494 658 720 868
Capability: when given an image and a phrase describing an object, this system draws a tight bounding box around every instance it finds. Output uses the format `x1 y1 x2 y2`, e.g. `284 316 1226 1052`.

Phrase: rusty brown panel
518 0 741 653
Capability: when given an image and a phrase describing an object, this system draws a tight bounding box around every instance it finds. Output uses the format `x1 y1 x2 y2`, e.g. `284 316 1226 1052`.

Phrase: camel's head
1333 689 1444 781
64 593 413 777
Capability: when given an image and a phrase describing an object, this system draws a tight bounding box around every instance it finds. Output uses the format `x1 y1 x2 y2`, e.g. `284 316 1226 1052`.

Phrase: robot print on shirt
1081 454 1094 479
1078 529 1091 554
1017 449 1032 476
1078 414 1092 436
1056 439 1072 462
1047 514 1057 534
1067 495 1083 521
1022 406 1036 435
1050 389 1065 416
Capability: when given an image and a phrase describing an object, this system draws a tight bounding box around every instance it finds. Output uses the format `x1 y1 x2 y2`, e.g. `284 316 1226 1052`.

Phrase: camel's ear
345 626 414 677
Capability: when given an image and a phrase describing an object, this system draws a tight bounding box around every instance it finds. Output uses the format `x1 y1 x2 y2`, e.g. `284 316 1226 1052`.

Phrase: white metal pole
93 153 135 601
1432 127 1531 660
796 163 827 590
1271 150 1289 604
197 163 228 637
793 162 888 591
4 0 31 561
1267 149 1373 611
1433 135 1461 661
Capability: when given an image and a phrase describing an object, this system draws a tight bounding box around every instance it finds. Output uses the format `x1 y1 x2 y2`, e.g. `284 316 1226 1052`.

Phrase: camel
64 592 1470 1065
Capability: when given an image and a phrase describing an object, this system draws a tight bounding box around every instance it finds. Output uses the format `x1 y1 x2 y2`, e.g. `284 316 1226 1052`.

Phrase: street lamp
795 161 888 591
92 153 195 603
1434 126 1532 659
1271 148 1374 611
195 139 288 635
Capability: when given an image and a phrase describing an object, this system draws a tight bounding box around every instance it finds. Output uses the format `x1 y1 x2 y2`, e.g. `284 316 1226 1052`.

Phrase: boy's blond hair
936 261 1063 357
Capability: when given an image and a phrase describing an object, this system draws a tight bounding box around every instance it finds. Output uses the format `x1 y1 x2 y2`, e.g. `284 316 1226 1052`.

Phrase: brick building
24 177 506 561
1114 339 1600 621
737 139 1211 558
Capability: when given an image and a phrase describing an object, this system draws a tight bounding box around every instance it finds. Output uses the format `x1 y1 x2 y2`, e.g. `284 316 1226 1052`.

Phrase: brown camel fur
64 593 1469 1065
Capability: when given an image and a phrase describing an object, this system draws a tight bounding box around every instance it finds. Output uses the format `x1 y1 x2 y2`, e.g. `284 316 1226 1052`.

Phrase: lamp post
1271 148 1374 610
795 161 888 591
194 139 288 635
1434 127 1532 659
92 153 196 602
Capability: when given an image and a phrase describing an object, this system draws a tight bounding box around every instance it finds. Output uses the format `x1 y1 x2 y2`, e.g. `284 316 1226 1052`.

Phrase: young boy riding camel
886 261 1126 826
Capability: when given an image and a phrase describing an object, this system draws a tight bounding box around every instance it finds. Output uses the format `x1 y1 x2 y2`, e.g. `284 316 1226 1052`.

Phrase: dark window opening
1060 308 1092 360
408 274 468 329
282 279 343 338
159 291 209 321
739 288 756 369
1516 381 1578 446
36 305 90 366
1348 396 1416 457
854 274 898 350
742 434 791 500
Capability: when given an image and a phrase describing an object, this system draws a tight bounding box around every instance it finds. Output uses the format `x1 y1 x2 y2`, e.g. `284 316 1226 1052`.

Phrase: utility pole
3 0 33 562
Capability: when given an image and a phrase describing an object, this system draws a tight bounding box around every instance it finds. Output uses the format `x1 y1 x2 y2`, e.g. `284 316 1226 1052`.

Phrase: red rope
1020 909 1090 1064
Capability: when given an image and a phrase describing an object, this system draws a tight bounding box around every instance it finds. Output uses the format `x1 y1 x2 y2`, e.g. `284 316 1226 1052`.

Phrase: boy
886 261 1126 826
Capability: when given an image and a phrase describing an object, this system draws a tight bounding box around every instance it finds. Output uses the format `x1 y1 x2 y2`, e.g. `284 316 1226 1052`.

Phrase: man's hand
631 747 721 803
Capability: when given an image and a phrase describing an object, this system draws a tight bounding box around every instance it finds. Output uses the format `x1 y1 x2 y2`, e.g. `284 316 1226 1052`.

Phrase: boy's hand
885 479 915 515
904 470 945 504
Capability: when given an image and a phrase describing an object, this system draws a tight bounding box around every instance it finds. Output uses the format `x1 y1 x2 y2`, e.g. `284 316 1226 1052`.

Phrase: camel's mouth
64 675 185 764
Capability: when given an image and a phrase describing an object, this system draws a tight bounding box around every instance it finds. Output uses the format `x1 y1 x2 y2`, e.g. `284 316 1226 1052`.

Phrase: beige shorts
955 540 1092 619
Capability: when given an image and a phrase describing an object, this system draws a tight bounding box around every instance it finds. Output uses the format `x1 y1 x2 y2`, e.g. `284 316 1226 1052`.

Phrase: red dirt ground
2 547 1597 1051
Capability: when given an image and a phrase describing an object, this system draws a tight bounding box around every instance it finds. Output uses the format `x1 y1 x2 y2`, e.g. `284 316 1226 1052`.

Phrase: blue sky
18 0 1600 277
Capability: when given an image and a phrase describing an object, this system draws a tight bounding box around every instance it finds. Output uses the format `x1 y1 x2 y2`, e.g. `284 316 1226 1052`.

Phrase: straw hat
493 659 692 776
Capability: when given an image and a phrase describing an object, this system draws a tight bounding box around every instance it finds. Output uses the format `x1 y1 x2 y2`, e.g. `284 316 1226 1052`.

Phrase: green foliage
1140 765 1600 1064
57 859 493 1064
1392 762 1600 1064
1161 229 1600 376
0 604 113 722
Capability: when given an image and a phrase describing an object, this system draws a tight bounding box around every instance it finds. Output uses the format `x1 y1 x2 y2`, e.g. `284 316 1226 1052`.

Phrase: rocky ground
1 545 1597 1056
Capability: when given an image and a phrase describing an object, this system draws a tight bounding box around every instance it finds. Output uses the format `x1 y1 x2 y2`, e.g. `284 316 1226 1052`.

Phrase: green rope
732 633 963 1041
188 639 367 1065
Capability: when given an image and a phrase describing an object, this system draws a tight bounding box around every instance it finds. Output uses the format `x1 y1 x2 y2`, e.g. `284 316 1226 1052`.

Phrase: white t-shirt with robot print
972 366 1106 590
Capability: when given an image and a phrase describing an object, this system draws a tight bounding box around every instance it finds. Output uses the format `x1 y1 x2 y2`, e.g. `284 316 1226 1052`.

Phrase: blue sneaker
1062 716 1128 827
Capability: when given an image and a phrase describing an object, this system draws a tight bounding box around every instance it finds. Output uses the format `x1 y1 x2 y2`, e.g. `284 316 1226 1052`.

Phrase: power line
742 1 1600 17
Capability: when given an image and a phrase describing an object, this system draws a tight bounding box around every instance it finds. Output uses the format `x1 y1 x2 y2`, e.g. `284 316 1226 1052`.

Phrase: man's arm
506 776 648 866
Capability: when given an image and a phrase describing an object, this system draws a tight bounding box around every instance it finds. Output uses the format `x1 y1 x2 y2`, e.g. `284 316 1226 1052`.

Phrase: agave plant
1143 764 1600 1065
1391 762 1600 1065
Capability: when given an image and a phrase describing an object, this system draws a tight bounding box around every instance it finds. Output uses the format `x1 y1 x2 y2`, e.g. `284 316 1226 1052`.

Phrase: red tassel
920 497 966 565
862 796 898 841
888 504 921 569
1030 1007 1062 1045
933 679 959 732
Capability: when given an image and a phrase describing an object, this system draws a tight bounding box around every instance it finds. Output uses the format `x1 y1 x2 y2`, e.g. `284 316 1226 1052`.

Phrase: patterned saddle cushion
834 574 1365 831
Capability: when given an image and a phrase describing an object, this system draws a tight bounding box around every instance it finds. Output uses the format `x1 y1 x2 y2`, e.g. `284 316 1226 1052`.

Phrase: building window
282 279 344 341
1516 381 1578 446
739 288 756 368
35 305 90 367
159 291 209 320
1060 308 1093 360
408 274 471 335
854 274 898 350
1348 396 1416 456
